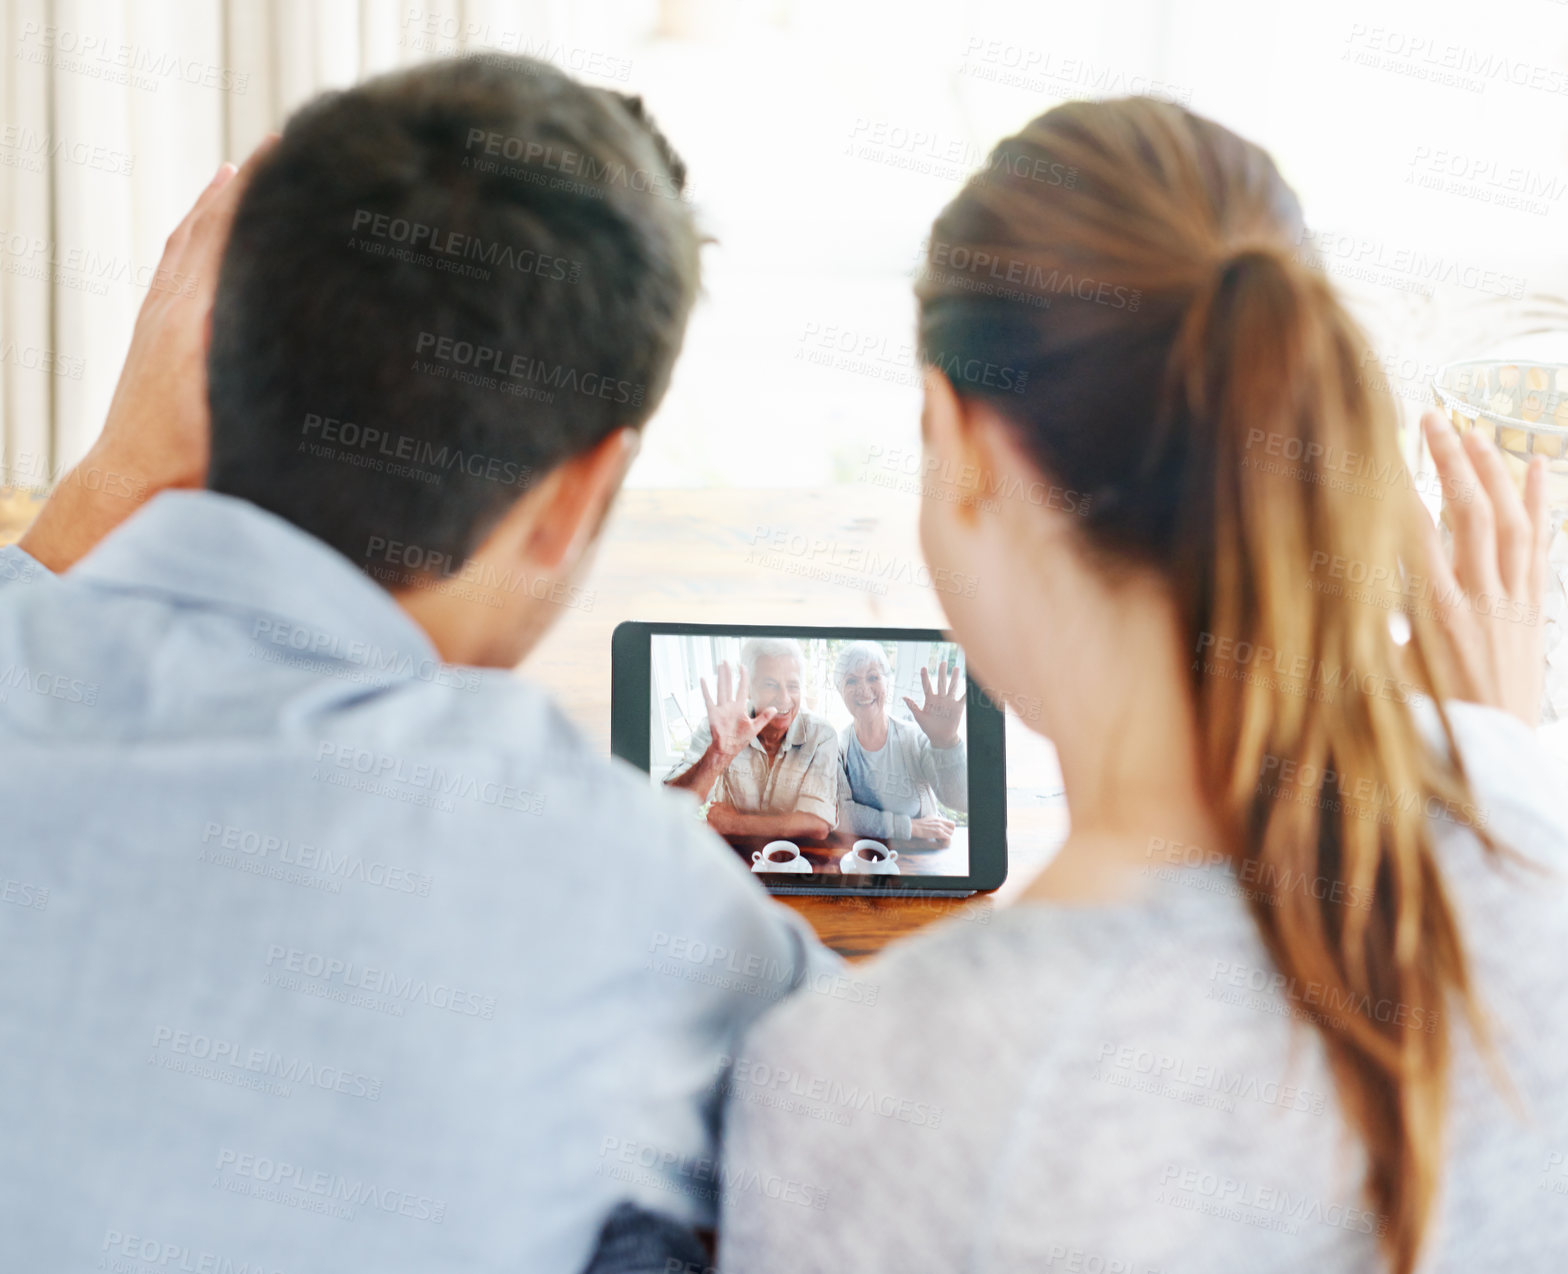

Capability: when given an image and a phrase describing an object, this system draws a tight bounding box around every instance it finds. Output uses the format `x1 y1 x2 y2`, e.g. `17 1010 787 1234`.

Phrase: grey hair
739 636 807 686
833 640 892 695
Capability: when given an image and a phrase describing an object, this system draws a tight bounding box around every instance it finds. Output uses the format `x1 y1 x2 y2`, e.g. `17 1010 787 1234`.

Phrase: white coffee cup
753 841 812 873
841 839 900 875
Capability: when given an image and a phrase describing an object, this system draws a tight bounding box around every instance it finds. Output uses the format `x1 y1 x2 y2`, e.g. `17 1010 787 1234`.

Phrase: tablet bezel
611 620 1007 895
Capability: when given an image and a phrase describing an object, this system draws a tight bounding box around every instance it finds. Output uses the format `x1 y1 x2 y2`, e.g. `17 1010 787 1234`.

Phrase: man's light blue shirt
0 490 842 1272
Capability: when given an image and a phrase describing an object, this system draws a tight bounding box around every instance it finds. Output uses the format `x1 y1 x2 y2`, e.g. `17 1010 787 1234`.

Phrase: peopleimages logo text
415 331 643 405
313 743 548 815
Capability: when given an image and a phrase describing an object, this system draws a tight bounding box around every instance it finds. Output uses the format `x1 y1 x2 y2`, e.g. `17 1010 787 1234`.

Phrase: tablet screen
650 631 970 879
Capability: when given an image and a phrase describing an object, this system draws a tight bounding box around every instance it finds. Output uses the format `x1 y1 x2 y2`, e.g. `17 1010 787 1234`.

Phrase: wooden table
1 483 1069 958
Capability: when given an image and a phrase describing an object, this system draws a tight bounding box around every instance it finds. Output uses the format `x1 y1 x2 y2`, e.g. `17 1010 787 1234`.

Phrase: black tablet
611 621 1006 896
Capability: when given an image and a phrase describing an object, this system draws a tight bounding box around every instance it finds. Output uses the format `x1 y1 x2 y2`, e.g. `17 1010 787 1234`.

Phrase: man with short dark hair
0 55 832 1273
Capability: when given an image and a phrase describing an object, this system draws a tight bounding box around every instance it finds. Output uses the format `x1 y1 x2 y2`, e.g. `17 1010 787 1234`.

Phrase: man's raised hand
701 661 775 760
19 136 277 572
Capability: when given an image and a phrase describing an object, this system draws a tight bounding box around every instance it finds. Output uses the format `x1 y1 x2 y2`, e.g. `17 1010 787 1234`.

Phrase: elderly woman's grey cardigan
835 715 967 841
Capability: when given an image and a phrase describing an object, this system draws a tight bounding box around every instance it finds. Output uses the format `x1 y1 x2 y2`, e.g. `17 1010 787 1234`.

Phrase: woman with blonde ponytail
722 98 1568 1273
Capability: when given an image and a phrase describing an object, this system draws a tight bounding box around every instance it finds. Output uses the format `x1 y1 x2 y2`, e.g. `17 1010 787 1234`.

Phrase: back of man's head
206 54 700 589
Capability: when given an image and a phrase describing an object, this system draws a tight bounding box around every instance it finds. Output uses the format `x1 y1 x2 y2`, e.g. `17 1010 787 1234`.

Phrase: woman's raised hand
903 661 965 748
1414 411 1552 726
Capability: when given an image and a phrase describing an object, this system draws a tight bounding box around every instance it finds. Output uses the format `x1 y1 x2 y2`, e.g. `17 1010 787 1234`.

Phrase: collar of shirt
69 489 443 675
747 708 809 754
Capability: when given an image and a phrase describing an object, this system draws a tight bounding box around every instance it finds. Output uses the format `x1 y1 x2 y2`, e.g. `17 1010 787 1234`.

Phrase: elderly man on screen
833 641 967 845
665 637 840 840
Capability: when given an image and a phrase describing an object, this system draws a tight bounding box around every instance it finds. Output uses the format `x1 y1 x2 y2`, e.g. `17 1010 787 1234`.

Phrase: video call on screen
651 632 971 878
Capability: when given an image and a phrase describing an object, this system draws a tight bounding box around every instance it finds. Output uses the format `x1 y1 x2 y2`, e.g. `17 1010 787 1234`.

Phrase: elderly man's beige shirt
669 711 840 825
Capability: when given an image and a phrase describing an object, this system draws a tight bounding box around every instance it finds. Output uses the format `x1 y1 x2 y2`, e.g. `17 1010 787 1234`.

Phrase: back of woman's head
918 97 1491 1274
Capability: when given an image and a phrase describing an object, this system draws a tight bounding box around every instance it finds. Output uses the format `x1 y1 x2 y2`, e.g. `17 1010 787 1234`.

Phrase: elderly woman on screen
833 641 967 844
